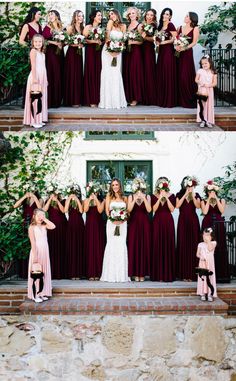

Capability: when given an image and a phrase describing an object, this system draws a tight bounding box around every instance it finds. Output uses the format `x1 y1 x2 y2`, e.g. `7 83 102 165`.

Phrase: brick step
19 296 228 316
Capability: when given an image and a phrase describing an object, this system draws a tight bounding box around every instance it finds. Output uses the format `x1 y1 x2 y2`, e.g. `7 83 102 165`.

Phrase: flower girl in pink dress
195 55 217 128
23 34 48 128
196 227 217 302
28 209 55 303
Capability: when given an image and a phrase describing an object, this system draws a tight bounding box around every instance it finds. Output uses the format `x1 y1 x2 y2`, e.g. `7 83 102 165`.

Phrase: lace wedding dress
99 30 127 109
100 201 130 282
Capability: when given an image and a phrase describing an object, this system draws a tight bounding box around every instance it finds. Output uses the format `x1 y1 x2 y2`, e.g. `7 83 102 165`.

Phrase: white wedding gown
100 201 130 282
99 30 127 109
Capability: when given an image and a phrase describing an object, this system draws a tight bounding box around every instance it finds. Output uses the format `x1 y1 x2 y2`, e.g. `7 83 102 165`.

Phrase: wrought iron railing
203 45 236 106
212 218 236 279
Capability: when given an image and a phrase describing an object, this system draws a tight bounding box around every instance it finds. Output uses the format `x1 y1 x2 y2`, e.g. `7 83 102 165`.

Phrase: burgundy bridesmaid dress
202 204 230 283
142 34 156 105
47 202 67 279
176 26 197 108
66 206 85 278
42 26 64 108
128 198 151 278
176 192 201 281
123 25 144 104
64 45 83 106
28 23 42 40
18 201 37 279
83 44 102 106
84 205 105 279
155 22 177 107
151 194 176 281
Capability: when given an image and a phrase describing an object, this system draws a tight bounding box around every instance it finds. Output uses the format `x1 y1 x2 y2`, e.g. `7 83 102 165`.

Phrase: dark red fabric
83 44 102 105
64 46 83 106
142 40 156 105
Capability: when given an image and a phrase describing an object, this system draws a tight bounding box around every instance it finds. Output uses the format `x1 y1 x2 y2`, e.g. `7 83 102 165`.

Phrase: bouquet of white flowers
124 30 143 52
106 38 125 66
88 27 105 50
154 30 168 52
173 34 190 57
109 207 128 236
66 33 85 55
52 30 66 54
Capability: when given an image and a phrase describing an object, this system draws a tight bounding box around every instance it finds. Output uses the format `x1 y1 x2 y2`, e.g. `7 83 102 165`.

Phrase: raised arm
14 192 29 208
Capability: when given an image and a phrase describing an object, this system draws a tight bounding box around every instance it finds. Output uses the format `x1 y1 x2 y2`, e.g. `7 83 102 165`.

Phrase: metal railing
203 45 236 106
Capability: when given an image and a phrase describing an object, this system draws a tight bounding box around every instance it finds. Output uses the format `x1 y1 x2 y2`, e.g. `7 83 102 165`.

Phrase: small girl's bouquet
173 34 190 57
52 30 66 54
88 27 105 50
154 30 168 52
67 33 85 55
109 206 128 236
124 30 143 52
106 38 125 66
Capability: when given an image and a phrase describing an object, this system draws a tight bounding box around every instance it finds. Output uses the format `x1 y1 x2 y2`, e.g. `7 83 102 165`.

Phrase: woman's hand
113 221 123 225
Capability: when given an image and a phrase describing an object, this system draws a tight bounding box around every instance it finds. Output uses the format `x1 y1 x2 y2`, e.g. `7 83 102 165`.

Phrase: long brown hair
48 10 63 31
108 178 124 199
70 10 84 34
109 9 123 27
30 208 46 225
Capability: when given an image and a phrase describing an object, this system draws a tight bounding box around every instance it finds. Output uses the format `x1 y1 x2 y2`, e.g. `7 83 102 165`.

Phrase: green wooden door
87 160 152 194
86 2 151 24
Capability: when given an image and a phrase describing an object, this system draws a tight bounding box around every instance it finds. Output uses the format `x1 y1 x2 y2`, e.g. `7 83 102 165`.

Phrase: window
86 2 151 24
87 160 153 194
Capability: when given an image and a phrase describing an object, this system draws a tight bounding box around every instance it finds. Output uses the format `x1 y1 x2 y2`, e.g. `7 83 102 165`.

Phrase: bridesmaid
64 187 84 279
176 176 201 281
44 191 67 279
19 6 42 45
14 190 42 278
151 177 176 281
155 8 177 108
43 10 64 108
176 12 199 108
141 9 157 105
201 180 230 283
83 9 103 107
84 187 105 280
127 178 151 281
123 7 144 106
64 10 84 107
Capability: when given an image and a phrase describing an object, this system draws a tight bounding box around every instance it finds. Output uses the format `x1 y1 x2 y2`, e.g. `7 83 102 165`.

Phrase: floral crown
204 180 220 194
155 178 170 192
183 176 199 188
131 177 147 193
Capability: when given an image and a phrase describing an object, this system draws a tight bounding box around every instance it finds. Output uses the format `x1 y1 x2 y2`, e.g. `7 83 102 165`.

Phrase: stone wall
1 315 236 381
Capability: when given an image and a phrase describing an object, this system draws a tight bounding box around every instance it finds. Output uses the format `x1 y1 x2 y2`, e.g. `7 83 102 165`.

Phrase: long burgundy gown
83 44 102 106
64 45 83 106
66 206 85 278
84 205 105 279
123 25 144 104
27 23 42 40
142 38 156 105
176 192 201 280
128 198 151 278
47 202 67 279
176 26 197 108
42 26 64 108
151 194 176 281
18 201 37 279
155 22 177 107
202 203 230 283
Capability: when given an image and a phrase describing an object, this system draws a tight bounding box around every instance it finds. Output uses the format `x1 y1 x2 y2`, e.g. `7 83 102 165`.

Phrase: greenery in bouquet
173 34 190 57
88 27 105 50
124 30 143 52
131 177 147 193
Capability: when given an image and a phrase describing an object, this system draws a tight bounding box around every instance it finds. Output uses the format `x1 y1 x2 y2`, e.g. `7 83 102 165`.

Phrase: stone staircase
1 281 235 316
0 107 235 131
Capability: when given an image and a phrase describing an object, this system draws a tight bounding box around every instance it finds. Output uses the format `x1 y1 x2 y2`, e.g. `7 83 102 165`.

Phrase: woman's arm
105 195 110 216
143 194 152 213
127 194 135 213
166 195 175 213
64 195 72 213
93 194 104 214
187 26 199 49
153 195 161 213
14 193 28 208
19 24 29 45
43 194 53 212
215 198 225 214
201 199 209 215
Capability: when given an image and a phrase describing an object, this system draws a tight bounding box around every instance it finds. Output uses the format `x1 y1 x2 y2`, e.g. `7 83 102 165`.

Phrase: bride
100 178 130 282
99 9 127 109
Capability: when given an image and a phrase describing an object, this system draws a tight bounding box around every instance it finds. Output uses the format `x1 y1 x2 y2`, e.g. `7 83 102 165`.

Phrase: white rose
95 34 99 39
214 186 219 191
159 182 163 188
208 185 213 190
60 35 65 41
188 181 192 186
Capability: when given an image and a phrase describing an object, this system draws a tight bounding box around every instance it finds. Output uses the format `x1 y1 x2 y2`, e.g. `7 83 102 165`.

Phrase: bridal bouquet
173 34 190 57
88 27 105 50
66 33 85 55
124 30 143 52
106 38 125 66
131 177 147 193
52 30 66 54
154 30 168 52
109 207 128 236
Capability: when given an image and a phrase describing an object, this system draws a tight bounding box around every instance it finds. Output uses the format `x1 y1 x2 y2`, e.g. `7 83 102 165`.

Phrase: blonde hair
31 34 45 52
48 10 63 31
126 7 141 22
30 208 46 225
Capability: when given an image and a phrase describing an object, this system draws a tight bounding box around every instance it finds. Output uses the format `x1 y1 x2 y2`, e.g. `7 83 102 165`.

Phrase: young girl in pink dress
28 209 55 303
196 227 217 302
23 34 48 128
195 55 217 128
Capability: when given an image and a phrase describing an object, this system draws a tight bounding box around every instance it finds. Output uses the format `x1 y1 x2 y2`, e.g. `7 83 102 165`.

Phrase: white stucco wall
56 131 236 224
